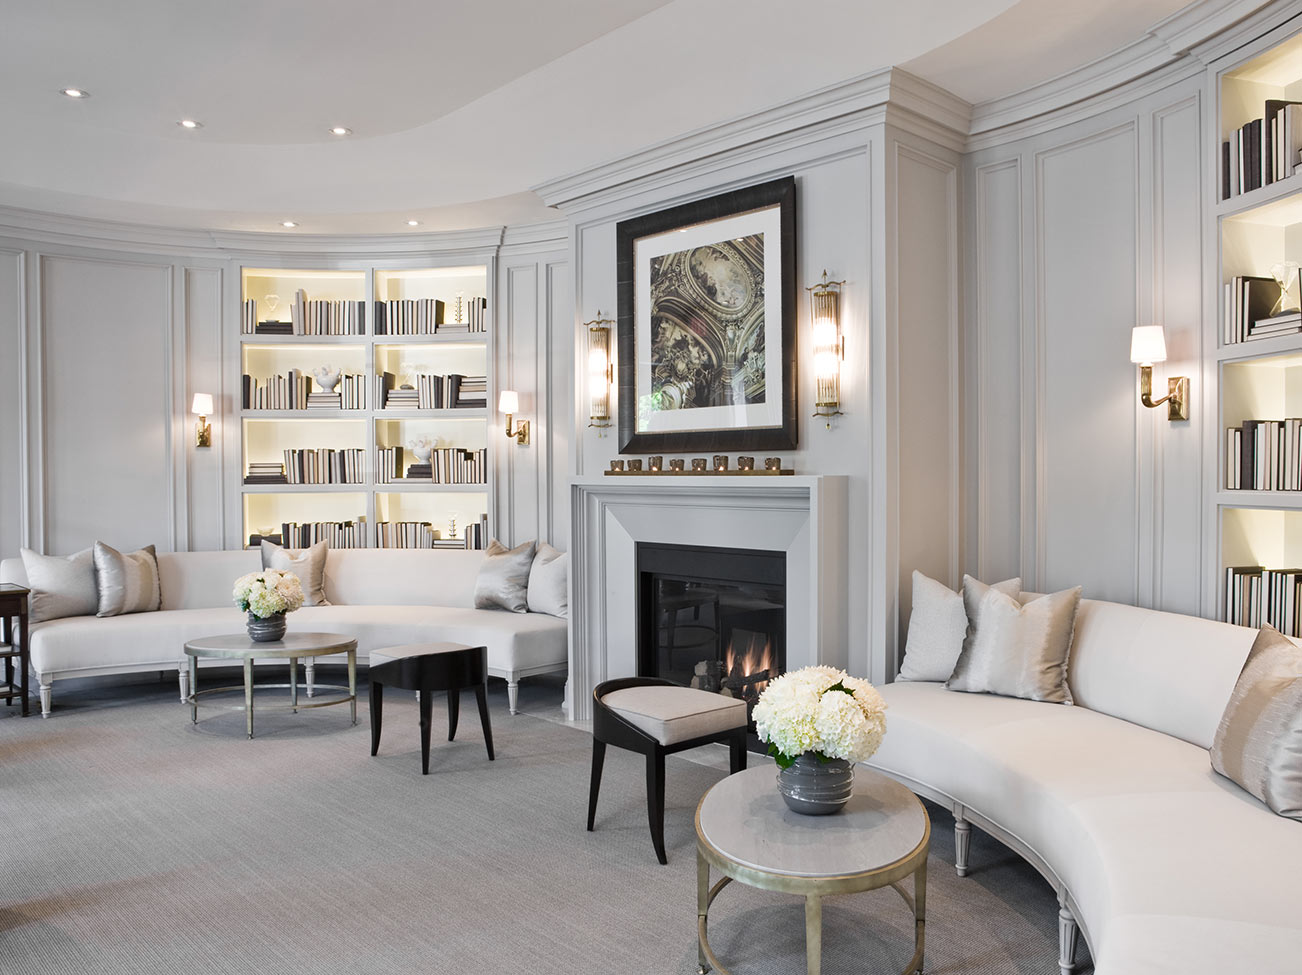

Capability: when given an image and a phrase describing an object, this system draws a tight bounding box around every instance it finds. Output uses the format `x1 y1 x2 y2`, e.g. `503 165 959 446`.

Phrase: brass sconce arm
1138 365 1189 421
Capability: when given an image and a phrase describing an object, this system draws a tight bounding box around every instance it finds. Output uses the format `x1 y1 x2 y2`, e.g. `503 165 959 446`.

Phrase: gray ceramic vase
246 612 286 643
777 753 854 815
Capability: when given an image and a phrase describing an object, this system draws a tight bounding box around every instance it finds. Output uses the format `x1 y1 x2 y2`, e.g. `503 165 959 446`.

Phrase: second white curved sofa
867 597 1302 975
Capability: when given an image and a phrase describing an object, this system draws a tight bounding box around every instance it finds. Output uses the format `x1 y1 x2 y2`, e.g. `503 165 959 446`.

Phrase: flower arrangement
232 569 305 620
752 665 887 768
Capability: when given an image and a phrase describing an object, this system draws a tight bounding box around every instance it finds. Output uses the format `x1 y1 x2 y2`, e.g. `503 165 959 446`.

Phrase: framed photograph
615 176 797 454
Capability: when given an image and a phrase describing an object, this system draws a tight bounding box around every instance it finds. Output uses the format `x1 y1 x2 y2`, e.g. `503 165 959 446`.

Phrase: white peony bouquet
232 569 305 619
752 665 887 768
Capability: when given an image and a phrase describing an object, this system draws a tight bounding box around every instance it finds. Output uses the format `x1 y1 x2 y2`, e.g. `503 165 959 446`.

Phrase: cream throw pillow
1211 625 1302 820
898 571 1022 682
261 539 330 606
92 542 161 617
20 548 98 623
945 578 1081 704
473 539 537 614
527 543 568 618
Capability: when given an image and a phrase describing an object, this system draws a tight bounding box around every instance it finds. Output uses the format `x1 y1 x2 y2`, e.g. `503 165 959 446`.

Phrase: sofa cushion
601 685 747 745
29 607 248 674
20 548 98 623
261 539 330 606
473 539 536 613
527 543 568 618
322 549 483 606
1067 599 1255 750
156 550 260 610
93 542 161 617
899 571 1020 682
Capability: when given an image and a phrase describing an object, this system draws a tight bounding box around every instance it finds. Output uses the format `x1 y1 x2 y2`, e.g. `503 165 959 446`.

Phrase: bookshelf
236 265 492 550
1214 22 1302 637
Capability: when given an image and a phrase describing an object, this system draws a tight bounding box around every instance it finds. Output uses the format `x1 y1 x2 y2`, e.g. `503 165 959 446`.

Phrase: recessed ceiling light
281 221 298 228
178 119 202 129
406 219 420 227
60 88 90 99
330 126 351 136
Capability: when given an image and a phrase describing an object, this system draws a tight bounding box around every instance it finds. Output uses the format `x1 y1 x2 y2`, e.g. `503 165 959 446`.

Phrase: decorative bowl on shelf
311 365 342 392
406 436 437 463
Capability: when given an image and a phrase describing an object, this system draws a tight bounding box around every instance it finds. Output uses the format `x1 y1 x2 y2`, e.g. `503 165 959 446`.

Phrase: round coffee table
695 764 929 975
183 632 358 739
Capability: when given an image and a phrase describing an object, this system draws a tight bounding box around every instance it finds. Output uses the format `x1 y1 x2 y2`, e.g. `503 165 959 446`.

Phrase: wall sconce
1129 325 1188 421
191 393 213 447
498 390 530 445
586 318 615 428
808 270 845 427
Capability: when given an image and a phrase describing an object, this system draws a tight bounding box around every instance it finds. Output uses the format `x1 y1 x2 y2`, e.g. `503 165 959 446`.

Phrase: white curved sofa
0 548 568 717
868 596 1302 975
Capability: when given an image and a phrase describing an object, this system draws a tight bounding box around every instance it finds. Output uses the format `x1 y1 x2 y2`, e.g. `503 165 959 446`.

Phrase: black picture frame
615 176 797 454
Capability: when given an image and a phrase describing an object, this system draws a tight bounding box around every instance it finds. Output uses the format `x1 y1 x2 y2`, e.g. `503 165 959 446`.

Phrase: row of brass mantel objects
604 455 794 476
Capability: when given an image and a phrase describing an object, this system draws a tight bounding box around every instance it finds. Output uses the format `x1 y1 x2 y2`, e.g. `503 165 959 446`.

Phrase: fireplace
636 543 786 724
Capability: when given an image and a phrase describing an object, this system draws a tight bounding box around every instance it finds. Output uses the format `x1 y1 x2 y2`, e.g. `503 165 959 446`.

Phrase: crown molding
533 67 971 211
500 218 569 250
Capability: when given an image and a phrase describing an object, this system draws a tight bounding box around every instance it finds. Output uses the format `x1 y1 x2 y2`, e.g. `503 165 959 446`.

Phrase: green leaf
767 743 798 769
825 681 854 697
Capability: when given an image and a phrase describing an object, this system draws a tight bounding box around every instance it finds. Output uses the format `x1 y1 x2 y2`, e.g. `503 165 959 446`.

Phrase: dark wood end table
369 642 494 774
0 584 31 717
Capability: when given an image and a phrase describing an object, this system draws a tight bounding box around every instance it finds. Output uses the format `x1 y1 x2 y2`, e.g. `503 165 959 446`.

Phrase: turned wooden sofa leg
39 677 52 717
178 659 189 703
507 679 519 715
1058 896 1079 975
306 658 315 698
954 813 971 877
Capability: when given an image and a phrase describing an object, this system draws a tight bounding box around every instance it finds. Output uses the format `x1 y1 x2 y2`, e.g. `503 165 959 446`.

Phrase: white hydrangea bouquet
752 665 888 768
232 569 305 619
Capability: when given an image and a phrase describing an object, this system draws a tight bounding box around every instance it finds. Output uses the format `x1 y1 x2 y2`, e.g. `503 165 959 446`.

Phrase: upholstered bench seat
601 685 747 745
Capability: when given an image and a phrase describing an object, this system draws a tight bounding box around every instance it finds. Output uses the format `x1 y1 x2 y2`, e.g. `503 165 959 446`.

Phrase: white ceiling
0 0 1197 235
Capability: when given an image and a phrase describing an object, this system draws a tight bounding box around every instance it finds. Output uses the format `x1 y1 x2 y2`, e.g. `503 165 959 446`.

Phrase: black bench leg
419 687 434 775
647 747 667 865
475 683 495 760
587 739 606 831
729 729 747 773
369 681 383 756
447 687 460 741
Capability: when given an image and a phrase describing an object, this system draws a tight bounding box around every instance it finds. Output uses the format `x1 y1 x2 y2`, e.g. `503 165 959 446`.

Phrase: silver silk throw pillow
1212 625 1302 820
20 547 98 623
899 571 1022 682
473 539 537 614
261 539 331 606
92 542 161 617
946 577 1082 704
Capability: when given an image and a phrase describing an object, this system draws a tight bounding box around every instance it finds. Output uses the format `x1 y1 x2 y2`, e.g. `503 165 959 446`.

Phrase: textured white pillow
261 539 330 606
898 571 1022 682
527 543 568 618
20 548 98 623
473 539 537 613
92 542 161 617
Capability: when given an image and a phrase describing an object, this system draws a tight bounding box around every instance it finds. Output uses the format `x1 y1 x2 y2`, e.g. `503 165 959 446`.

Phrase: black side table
369 642 494 774
0 584 31 717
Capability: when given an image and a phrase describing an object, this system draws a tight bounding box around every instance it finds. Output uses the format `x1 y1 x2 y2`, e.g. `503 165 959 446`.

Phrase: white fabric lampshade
498 390 519 415
190 393 214 416
1130 326 1167 364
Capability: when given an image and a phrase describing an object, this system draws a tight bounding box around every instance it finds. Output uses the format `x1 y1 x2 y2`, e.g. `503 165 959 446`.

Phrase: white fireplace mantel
567 475 848 720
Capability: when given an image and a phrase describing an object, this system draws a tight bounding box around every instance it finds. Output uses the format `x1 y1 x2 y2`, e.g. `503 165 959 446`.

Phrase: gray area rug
0 673 1090 974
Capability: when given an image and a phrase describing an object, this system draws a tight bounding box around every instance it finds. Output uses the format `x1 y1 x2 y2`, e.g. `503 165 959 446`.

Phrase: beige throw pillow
20 548 98 623
1211 625 1302 820
261 539 330 606
473 539 537 613
92 542 161 617
945 578 1082 704
527 543 568 618
899 571 1022 682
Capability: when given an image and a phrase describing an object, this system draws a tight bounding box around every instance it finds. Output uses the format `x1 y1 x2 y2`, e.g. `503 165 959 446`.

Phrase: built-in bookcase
1213 22 1302 637
236 265 492 550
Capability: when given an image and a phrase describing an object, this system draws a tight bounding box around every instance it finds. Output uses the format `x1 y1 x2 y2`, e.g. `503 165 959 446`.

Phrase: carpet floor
0 672 1092 974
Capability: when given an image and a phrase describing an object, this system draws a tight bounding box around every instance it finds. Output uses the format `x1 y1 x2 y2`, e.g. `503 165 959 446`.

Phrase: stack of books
280 519 366 548
283 447 365 485
1247 310 1302 340
383 385 421 409
1221 99 1302 200
307 392 342 410
244 462 288 485
1223 275 1288 344
242 370 310 410
375 446 405 484
375 298 444 335
405 463 434 480
1225 418 1302 490
241 298 258 335
404 447 487 483
466 296 487 333
1225 565 1302 635
290 290 366 336
255 321 294 335
375 521 440 548
448 374 487 409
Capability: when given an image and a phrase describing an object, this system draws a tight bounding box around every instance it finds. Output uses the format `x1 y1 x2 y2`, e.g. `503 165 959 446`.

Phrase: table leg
805 894 822 975
4 613 13 705
913 856 927 975
697 851 711 975
370 681 383 756
189 655 198 725
289 657 298 712
19 609 29 717
447 686 460 741
419 685 434 775
348 650 357 725
475 683 494 760
244 657 254 739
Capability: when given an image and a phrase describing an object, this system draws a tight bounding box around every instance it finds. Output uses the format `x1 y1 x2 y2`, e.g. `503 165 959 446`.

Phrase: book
1264 100 1302 183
